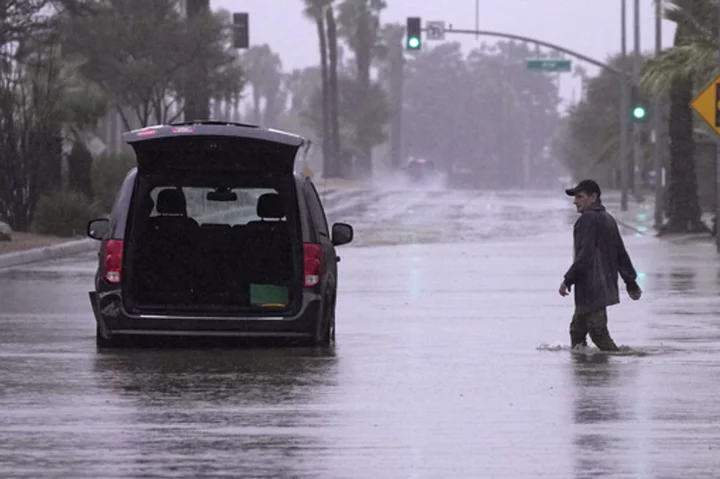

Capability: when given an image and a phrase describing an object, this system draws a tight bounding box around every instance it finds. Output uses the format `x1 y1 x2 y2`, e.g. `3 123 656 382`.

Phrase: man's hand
559 282 570 297
628 288 642 300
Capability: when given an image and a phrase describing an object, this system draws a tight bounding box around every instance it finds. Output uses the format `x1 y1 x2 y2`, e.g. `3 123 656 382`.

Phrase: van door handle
336 256 341 263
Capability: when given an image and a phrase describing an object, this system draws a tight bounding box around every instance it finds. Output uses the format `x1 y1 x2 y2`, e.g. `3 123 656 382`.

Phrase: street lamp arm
437 28 629 79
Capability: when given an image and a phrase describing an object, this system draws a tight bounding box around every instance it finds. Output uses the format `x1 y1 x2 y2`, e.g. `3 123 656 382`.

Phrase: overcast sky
211 0 676 107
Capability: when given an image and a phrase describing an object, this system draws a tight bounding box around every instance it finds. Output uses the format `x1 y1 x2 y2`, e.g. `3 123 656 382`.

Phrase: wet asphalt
1 187 720 478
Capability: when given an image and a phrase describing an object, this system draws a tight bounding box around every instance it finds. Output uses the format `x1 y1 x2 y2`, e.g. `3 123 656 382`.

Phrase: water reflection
667 269 697 294
94 346 338 402
647 268 698 297
90 347 339 477
570 353 636 479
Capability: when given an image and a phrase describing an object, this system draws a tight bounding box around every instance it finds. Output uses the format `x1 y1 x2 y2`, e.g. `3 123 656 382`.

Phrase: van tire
313 306 333 347
96 326 118 348
329 310 336 342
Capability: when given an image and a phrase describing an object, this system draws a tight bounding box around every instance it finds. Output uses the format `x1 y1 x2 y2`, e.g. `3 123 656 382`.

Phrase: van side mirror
331 222 353 246
87 218 109 240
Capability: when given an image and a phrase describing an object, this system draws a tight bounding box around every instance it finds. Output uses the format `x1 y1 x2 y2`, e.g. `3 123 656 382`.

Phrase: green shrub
33 190 101 237
92 153 136 213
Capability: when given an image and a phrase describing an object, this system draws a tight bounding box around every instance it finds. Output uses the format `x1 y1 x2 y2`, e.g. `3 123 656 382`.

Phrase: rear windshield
148 186 276 226
129 175 298 230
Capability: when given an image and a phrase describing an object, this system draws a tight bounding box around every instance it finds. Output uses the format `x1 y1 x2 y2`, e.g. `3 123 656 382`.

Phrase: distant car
86 121 354 348
405 158 437 183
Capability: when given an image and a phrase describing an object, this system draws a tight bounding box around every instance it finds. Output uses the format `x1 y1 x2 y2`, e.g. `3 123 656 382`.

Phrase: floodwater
0 188 719 478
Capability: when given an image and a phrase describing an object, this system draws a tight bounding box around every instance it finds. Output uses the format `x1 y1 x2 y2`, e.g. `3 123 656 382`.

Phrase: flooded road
1 188 720 478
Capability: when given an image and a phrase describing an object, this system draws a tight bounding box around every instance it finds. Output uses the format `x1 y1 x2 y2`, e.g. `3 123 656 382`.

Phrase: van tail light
103 240 123 283
303 243 322 287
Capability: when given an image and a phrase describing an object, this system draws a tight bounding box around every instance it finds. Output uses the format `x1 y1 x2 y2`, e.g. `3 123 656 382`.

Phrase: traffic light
406 17 421 50
630 85 647 122
632 105 646 120
232 12 249 49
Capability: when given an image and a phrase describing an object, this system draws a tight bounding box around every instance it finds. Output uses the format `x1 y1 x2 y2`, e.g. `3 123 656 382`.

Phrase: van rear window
146 186 281 226
130 172 297 230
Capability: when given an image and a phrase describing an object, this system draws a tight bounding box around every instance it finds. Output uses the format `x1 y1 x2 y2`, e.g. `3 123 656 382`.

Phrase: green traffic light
633 106 646 119
407 36 420 49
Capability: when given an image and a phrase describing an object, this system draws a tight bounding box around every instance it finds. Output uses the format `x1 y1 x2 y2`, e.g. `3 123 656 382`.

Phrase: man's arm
563 212 598 288
617 230 640 291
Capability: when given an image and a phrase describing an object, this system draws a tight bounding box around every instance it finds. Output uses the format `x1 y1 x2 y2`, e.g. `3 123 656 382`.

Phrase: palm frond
663 0 716 40
641 43 719 96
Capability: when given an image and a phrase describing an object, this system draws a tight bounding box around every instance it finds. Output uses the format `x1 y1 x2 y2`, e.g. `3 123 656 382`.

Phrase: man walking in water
559 179 642 351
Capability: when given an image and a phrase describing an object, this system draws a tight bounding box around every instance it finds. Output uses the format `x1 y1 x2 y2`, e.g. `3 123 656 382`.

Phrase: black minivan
86 121 353 347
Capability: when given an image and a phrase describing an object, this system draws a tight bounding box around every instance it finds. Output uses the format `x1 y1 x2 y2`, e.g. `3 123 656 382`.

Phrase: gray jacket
563 201 639 314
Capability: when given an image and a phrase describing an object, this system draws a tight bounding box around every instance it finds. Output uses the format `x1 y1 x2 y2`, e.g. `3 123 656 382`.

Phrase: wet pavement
1 187 720 478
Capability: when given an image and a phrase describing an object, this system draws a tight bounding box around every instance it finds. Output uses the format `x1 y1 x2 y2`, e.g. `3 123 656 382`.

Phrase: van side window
304 181 329 236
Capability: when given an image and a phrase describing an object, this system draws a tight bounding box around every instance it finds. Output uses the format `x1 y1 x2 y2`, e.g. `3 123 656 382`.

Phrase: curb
0 238 97 270
602 199 653 237
614 218 649 236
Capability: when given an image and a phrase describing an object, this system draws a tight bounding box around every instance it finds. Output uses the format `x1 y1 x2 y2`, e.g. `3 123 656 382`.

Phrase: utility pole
653 0 664 229
620 0 629 211
389 29 405 170
631 0 642 198
474 0 479 40
184 0 210 121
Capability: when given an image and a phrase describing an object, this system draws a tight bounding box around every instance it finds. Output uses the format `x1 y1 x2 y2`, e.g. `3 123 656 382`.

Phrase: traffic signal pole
631 0 643 201
411 24 634 209
425 27 628 76
653 0 664 229
620 0 629 211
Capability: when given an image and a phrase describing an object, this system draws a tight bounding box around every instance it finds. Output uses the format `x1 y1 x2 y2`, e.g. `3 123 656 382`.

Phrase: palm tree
379 23 405 170
242 44 283 126
184 0 211 120
58 58 108 198
641 0 714 234
303 0 332 177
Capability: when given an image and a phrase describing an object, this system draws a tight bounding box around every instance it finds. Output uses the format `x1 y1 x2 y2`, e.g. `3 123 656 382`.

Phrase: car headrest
257 193 285 219
156 189 187 216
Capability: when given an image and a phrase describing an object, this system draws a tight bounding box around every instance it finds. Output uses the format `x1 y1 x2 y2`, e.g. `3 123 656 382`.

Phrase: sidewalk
603 190 715 245
602 190 656 236
0 237 95 270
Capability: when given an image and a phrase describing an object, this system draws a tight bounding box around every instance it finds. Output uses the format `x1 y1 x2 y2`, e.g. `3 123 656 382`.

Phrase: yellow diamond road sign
690 73 720 136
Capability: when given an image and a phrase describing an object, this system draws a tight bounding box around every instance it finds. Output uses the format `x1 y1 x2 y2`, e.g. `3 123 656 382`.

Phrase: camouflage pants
570 308 619 352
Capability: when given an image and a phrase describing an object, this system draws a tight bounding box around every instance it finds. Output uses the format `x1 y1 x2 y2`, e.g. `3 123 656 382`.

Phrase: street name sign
525 59 572 73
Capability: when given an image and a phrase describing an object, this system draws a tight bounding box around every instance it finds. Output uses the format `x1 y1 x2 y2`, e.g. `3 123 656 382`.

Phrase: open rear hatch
121 123 306 316
128 123 304 175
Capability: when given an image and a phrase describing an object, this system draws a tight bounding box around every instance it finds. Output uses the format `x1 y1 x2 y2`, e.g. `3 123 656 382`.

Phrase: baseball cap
565 179 601 197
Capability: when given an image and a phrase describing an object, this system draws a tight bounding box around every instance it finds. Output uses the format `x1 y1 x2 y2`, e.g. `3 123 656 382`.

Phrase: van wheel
96 326 118 348
329 311 336 342
328 294 337 343
313 309 333 347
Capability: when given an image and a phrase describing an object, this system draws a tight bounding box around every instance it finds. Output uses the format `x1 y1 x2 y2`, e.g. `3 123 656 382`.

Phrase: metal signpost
689 73 720 251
